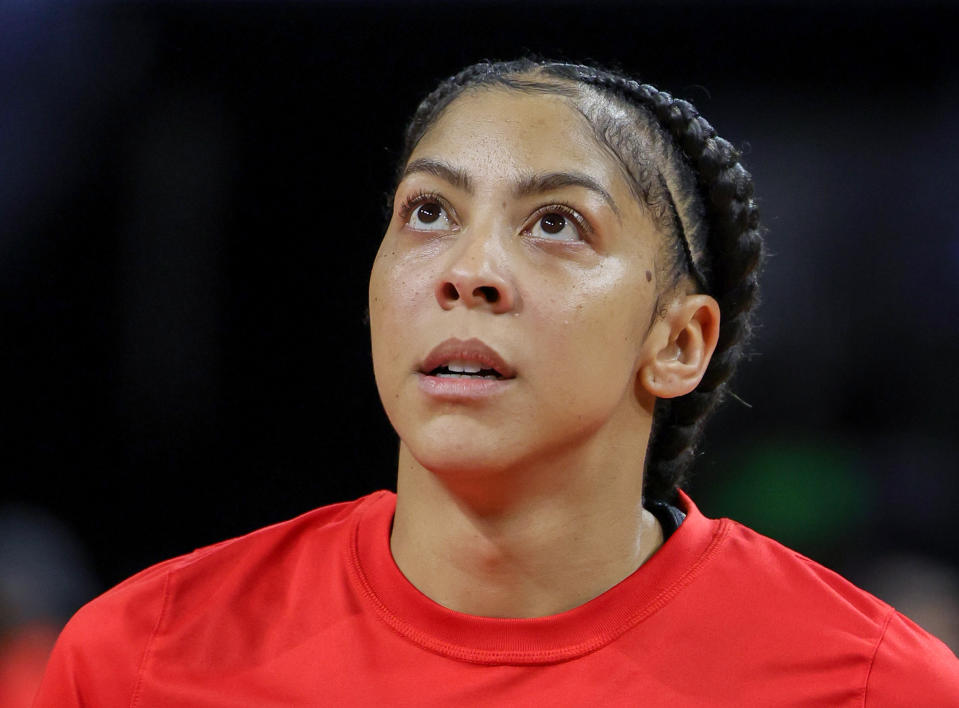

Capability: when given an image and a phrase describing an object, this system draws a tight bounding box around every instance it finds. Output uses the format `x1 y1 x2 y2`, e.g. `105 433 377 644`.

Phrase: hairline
396 71 699 314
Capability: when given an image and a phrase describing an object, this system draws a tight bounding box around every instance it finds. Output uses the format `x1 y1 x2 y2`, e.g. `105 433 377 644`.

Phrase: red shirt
34 491 959 706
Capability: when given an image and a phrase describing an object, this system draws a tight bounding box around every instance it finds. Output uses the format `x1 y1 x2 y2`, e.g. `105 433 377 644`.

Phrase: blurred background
2 0 957 698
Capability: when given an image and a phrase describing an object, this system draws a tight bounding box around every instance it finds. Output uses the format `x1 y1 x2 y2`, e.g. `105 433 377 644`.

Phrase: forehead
409 88 626 190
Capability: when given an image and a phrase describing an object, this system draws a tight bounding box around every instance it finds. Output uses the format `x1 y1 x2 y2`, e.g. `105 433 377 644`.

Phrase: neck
389 438 663 618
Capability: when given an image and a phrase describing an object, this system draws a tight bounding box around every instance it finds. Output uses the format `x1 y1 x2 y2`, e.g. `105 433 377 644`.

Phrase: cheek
370 235 440 313
368 244 432 385
522 263 653 396
526 260 651 346
369 247 404 383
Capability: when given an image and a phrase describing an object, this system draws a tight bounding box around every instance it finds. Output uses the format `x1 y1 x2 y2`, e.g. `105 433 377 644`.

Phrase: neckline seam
348 495 729 666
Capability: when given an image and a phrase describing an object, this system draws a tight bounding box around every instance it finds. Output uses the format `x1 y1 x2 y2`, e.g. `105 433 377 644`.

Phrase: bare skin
369 86 719 618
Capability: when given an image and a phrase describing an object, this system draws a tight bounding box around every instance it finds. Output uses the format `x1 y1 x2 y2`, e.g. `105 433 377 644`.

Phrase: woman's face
369 87 664 478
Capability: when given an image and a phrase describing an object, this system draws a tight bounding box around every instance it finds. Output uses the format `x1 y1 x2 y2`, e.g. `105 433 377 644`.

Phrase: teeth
446 360 483 374
428 360 503 379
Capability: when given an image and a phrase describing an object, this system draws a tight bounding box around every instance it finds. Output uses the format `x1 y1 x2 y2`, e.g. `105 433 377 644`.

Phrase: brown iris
541 213 565 234
416 203 441 223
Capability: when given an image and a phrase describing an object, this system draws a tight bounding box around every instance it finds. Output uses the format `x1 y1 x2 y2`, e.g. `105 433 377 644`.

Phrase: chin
411 440 512 479
398 424 526 481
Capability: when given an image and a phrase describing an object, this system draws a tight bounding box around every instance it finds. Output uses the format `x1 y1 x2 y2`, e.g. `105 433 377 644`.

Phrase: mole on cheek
645 270 652 282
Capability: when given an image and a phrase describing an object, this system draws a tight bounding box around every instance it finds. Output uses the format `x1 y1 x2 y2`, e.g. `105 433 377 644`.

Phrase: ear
638 294 721 399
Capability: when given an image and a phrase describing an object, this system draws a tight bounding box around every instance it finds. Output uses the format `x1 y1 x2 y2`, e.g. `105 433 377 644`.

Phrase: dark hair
396 58 764 503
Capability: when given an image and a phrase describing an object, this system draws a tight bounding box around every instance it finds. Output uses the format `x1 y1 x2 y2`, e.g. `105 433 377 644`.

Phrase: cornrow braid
396 59 765 504
544 64 764 501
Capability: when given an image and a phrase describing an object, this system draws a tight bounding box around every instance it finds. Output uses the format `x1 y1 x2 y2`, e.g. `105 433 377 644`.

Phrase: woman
35 59 958 706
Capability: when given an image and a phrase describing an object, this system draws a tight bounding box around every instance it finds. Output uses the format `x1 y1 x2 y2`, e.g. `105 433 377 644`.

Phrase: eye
407 199 452 232
527 207 586 242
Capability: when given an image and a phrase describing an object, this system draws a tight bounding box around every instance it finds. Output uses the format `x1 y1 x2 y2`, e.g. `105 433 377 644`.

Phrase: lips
419 338 516 380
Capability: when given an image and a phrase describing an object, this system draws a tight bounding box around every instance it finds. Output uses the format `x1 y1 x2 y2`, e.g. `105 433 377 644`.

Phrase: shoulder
719 517 892 622
678 494 895 632
865 610 959 706
94 490 383 615
33 491 392 707
687 502 959 703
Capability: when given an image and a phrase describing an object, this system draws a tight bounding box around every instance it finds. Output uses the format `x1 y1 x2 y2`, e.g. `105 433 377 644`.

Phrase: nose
434 229 517 314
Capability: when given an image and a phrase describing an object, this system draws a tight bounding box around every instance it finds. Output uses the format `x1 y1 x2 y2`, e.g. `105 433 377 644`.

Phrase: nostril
475 286 500 303
442 283 459 301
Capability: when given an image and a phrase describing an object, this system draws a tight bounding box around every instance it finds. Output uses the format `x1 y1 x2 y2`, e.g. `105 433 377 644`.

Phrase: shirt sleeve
865 610 959 706
32 569 172 708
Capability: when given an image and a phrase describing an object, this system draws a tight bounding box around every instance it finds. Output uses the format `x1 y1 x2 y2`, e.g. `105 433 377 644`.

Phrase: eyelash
397 190 447 223
527 201 592 240
397 191 593 240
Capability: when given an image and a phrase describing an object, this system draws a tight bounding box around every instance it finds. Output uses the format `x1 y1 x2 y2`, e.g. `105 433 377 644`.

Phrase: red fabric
0 625 57 708
34 491 959 706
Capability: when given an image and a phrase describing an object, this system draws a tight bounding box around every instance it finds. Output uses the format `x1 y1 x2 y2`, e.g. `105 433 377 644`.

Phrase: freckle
645 270 652 282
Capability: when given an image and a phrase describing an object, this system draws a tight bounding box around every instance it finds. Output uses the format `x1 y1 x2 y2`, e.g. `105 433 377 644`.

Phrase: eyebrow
402 158 474 193
514 171 620 218
401 158 621 219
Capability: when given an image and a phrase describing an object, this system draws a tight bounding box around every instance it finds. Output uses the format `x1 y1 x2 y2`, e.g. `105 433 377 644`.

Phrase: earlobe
638 295 720 399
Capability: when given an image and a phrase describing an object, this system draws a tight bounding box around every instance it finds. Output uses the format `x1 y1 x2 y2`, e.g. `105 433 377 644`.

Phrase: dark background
2 0 958 645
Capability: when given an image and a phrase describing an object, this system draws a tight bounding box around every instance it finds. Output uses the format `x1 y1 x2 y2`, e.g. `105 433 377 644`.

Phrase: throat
391 489 662 618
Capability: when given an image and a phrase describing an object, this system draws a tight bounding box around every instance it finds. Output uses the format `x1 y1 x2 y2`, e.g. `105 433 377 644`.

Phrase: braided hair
396 59 764 504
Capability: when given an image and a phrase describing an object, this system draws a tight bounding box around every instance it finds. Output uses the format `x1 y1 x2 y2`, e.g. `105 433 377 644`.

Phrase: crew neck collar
347 490 726 665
